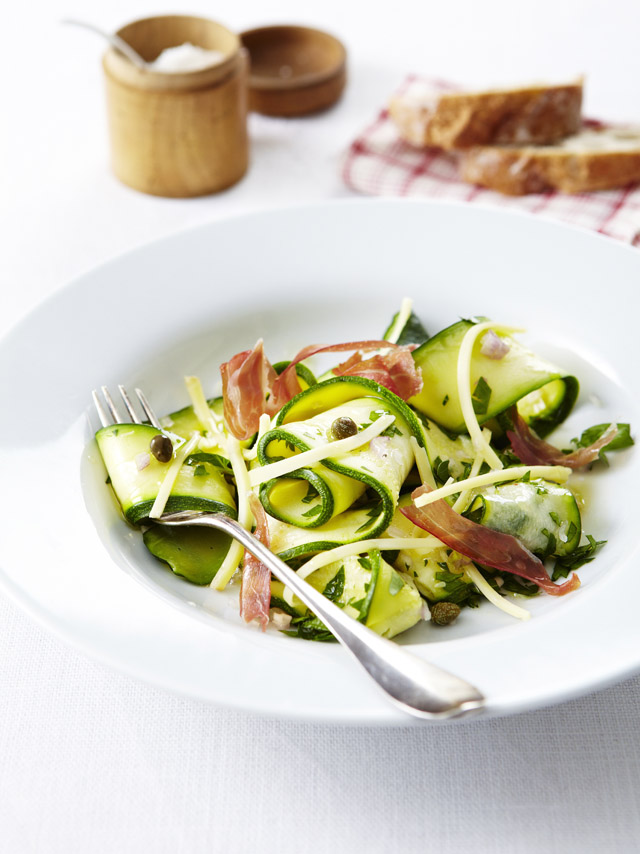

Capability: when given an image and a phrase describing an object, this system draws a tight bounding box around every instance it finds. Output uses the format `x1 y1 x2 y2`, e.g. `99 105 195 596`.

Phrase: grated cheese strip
148 433 200 519
212 432 252 590
385 297 413 344
282 533 443 609
185 375 224 438
183 375 253 590
464 564 531 621
451 428 491 513
242 413 272 462
413 465 571 508
410 436 436 488
248 414 395 488
297 536 444 579
457 321 524 471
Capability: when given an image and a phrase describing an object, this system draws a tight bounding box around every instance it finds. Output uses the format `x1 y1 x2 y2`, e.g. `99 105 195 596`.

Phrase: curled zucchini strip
95 424 237 525
409 319 578 435
256 398 414 537
281 549 423 640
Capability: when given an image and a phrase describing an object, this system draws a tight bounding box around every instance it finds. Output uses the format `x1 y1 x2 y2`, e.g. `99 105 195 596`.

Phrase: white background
3 1 640 851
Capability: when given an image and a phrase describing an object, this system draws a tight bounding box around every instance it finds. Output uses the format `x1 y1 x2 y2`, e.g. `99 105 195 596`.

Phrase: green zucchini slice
96 423 236 525
143 524 232 585
269 502 393 562
160 397 224 439
287 550 423 640
387 496 477 603
515 376 580 438
464 479 581 557
272 360 317 390
276 375 427 446
257 397 413 531
409 319 578 434
419 415 475 482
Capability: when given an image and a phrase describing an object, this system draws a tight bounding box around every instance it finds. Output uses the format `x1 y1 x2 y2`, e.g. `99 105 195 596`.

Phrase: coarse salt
150 42 224 73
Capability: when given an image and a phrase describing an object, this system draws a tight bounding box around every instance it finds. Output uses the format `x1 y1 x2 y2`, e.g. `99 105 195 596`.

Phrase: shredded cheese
248 414 396 488
456 321 524 471
212 432 252 590
242 413 272 462
413 465 571 508
183 375 254 590
464 564 531 621
184 375 223 438
385 297 413 344
451 428 491 513
148 433 200 519
297 535 444 579
410 435 436 488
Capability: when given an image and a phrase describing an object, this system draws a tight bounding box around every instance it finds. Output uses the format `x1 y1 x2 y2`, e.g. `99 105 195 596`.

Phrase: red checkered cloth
342 76 640 246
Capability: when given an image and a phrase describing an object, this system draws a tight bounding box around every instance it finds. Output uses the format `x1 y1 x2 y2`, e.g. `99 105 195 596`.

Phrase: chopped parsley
552 535 606 580
471 377 492 416
322 566 345 603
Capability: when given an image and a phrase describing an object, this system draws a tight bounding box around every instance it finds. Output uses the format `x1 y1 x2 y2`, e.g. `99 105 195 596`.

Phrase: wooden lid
240 25 347 116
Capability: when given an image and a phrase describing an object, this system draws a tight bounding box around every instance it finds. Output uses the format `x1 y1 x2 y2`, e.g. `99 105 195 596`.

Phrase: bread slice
389 79 583 150
460 126 640 194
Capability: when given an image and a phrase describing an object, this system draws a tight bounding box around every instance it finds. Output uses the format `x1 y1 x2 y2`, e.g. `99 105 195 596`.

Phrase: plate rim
2 197 639 724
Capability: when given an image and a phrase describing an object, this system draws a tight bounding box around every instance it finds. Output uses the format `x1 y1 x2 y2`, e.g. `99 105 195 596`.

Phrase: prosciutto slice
239 494 272 630
507 407 618 469
401 485 580 596
221 339 421 439
332 347 423 399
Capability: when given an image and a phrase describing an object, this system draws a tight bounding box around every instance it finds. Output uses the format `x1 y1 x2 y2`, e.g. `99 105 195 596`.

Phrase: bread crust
461 132 640 194
390 82 583 150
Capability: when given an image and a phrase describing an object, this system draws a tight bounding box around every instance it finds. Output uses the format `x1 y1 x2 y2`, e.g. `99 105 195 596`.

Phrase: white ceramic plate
1 199 638 724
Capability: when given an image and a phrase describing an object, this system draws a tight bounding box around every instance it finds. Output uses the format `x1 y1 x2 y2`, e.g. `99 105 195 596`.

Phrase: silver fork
93 385 485 721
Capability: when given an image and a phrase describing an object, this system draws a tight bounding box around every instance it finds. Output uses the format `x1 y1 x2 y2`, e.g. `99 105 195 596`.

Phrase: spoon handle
61 18 149 70
159 511 485 721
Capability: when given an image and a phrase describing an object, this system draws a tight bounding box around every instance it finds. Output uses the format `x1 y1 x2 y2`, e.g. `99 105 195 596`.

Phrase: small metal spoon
61 18 150 70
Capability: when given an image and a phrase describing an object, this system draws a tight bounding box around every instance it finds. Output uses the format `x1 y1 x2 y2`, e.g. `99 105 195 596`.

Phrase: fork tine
101 385 124 424
92 389 111 427
135 388 162 429
118 385 141 424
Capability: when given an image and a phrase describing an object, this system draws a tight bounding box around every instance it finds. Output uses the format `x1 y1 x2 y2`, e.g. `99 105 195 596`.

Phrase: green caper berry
330 416 358 441
150 434 173 463
430 601 461 626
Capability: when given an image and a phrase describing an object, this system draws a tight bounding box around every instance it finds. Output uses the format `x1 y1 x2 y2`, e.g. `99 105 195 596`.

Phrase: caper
330 416 358 440
150 434 173 463
430 601 461 626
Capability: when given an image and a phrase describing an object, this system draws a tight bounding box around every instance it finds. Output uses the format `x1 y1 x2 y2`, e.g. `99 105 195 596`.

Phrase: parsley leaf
552 534 606 580
322 566 345 603
471 377 492 416
432 456 452 485
301 482 317 504
388 572 404 596
572 422 633 452
301 504 323 518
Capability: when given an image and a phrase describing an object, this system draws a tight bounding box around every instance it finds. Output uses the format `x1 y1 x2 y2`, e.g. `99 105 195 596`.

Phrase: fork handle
160 512 485 720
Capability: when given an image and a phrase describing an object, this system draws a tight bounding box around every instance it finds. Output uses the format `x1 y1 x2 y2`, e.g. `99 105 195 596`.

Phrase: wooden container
103 15 249 197
240 26 347 117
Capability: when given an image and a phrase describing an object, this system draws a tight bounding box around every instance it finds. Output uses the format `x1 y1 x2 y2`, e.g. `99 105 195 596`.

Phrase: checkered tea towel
342 76 640 245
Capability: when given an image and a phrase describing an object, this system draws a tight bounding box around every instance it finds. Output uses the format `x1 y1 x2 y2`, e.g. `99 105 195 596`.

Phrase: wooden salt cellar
103 15 249 197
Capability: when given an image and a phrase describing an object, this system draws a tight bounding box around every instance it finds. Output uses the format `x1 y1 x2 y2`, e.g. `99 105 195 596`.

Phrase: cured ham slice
239 494 272 630
507 408 618 469
402 485 580 596
221 339 421 439
332 347 423 399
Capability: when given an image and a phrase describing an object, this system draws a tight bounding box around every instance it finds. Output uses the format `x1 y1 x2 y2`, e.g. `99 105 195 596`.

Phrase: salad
95 300 633 641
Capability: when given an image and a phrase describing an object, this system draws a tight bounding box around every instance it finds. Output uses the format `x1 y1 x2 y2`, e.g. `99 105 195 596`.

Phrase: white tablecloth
3 2 640 851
